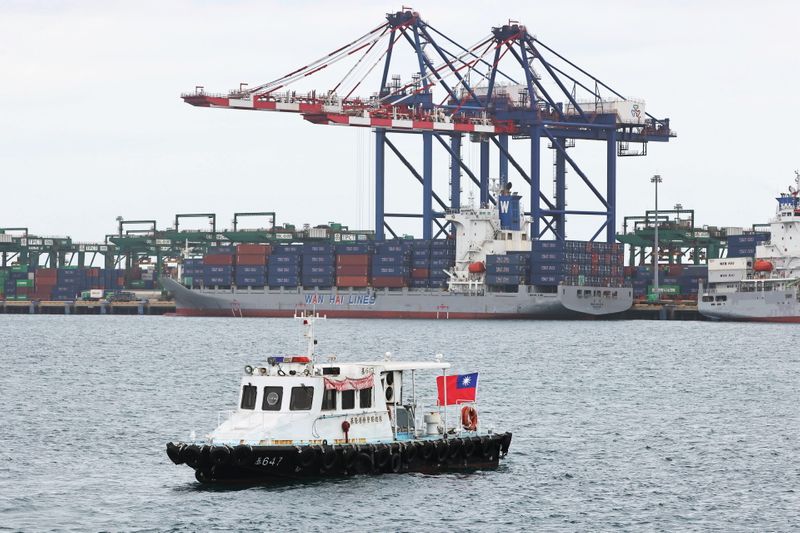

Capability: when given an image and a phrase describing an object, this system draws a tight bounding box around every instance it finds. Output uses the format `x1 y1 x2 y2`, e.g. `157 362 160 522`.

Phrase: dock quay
0 300 175 315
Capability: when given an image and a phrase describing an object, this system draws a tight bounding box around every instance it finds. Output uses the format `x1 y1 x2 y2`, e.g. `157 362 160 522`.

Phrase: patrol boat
166 313 512 483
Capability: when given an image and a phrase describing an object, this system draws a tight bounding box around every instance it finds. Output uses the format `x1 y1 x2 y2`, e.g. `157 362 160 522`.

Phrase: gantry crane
182 9 674 242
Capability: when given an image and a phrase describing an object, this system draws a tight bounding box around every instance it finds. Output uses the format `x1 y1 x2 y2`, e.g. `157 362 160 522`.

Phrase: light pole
651 174 662 300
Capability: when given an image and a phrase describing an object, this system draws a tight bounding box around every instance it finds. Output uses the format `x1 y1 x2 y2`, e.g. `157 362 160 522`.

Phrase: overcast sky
2 1 799 242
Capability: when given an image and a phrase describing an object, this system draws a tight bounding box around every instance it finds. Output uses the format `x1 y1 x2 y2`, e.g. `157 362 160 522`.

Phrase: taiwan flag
436 373 478 406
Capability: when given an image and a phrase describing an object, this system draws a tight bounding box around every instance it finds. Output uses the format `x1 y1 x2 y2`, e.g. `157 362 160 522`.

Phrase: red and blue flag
436 372 478 405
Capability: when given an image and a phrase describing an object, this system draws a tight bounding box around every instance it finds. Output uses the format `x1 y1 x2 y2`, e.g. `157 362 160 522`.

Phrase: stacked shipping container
530 240 624 287
335 242 372 287
302 243 335 288
726 232 770 258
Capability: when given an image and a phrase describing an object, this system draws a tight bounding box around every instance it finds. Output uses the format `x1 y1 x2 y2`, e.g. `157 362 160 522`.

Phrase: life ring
461 406 478 431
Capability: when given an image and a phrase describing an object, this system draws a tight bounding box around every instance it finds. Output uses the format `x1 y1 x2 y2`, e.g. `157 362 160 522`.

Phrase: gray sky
2 1 799 242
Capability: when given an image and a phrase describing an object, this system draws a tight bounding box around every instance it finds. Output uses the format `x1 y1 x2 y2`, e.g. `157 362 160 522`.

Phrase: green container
16 279 34 288
129 280 145 288
182 276 193 286
648 284 680 295
11 264 28 273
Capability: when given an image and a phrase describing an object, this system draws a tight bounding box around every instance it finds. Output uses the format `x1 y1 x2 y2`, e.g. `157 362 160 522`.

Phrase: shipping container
336 275 370 287
204 254 235 266
372 276 406 288
336 265 370 276
336 243 373 255
236 254 267 266
336 254 370 266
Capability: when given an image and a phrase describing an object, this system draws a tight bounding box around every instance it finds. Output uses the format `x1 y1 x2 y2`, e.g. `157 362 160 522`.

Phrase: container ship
163 195 632 319
698 174 799 321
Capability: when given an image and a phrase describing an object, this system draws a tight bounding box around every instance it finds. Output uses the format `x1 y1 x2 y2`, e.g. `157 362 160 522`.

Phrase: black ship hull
167 433 512 484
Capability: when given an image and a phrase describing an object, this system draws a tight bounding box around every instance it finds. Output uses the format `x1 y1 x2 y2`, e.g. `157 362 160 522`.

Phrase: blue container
375 242 406 254
336 243 373 255
204 266 233 275
272 244 304 255
428 269 450 280
271 254 301 264
412 249 431 260
485 274 524 286
269 264 300 275
532 240 565 252
373 254 408 265
429 258 454 269
206 245 235 255
430 248 455 258
411 258 430 268
487 253 529 266
372 265 409 276
302 254 335 266
236 273 266 286
408 279 430 289
530 273 563 285
303 243 334 254
427 278 448 288
304 265 335 275
237 266 266 275
530 262 566 275
302 275 334 287
269 275 299 287
430 239 455 249
487 263 529 275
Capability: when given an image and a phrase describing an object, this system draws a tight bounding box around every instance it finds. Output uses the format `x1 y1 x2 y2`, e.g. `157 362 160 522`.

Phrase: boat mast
295 310 325 363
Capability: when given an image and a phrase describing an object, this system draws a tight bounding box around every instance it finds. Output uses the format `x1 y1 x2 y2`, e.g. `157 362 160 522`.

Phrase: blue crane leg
375 129 385 241
450 134 461 210
480 138 490 205
531 126 541 239
423 131 433 240
555 138 566 240
606 128 617 243
499 134 509 187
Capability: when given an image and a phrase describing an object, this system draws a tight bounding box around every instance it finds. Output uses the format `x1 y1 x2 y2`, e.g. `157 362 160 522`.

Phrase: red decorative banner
324 373 374 391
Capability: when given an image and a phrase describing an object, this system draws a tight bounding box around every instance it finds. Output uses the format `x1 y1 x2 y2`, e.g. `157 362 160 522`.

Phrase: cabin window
240 384 257 410
360 387 373 408
342 389 356 410
321 388 336 411
290 386 314 411
262 386 283 411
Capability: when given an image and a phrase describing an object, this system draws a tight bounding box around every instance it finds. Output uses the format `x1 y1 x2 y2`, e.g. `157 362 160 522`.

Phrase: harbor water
1 316 798 531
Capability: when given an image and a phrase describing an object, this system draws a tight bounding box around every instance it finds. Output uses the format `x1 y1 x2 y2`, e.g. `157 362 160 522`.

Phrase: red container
203 254 234 266
36 268 57 279
336 265 369 276
237 244 271 255
668 264 684 276
411 268 429 279
372 276 406 288
236 254 267 266
336 275 370 287
336 254 370 266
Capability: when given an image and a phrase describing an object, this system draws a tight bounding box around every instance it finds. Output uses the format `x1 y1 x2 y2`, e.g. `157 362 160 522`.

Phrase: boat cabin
208 359 451 446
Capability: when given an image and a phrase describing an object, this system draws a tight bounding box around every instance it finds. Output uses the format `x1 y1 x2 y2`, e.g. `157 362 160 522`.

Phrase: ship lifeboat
754 259 774 272
468 261 486 273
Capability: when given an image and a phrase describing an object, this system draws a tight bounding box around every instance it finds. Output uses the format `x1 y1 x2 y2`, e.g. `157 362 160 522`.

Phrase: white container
309 228 328 239
0 234 12 243
723 227 743 236
709 257 752 271
708 269 747 283
90 289 104 299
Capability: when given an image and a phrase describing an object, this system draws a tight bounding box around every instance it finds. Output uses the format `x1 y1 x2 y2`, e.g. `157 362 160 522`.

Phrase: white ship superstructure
699 173 800 321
